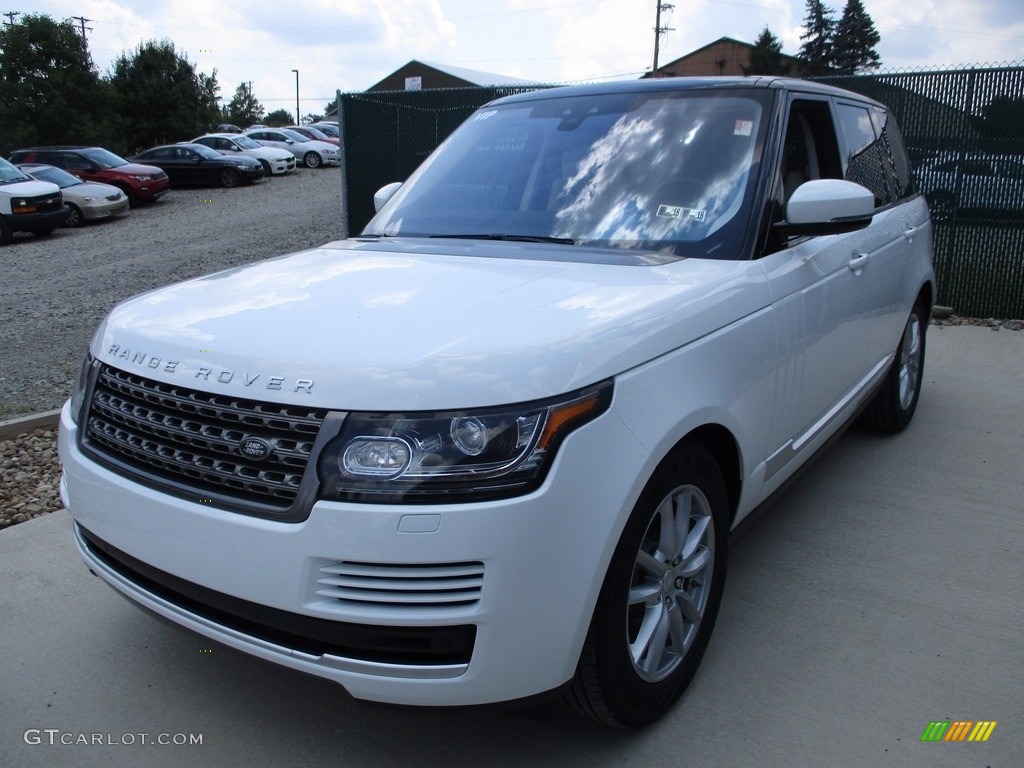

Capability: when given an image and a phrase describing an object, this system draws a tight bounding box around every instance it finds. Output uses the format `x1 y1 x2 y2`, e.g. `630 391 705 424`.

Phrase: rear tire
861 302 927 433
564 443 729 727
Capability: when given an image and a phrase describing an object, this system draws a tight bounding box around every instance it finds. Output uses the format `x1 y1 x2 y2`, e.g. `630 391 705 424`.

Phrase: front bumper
59 399 646 706
7 206 70 234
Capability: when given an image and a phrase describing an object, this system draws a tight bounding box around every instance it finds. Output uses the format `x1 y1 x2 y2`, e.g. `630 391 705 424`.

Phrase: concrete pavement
1 324 1021 767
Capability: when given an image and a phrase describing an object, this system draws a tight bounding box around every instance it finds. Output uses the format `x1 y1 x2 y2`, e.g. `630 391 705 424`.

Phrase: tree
798 0 836 76
0 14 117 154
832 0 881 74
302 112 324 124
743 27 792 76
264 108 293 126
110 40 221 150
224 82 265 127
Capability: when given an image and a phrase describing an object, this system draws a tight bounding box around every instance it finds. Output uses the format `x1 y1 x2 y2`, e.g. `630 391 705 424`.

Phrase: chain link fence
340 64 1024 318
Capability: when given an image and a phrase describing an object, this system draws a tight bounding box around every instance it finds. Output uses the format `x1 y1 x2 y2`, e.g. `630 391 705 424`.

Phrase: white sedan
191 134 297 176
18 163 128 227
244 128 341 169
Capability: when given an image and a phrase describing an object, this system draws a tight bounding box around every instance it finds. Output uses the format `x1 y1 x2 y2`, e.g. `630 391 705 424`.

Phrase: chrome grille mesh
83 364 327 511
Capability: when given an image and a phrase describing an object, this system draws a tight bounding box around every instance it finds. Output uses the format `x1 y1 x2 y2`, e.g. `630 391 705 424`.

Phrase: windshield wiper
428 234 576 245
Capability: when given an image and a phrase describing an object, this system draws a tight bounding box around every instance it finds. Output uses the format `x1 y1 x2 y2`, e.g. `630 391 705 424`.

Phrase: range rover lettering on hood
106 344 314 394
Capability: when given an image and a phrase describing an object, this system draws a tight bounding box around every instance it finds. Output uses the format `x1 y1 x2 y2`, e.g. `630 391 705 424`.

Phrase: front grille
16 193 63 214
316 561 485 608
82 364 328 515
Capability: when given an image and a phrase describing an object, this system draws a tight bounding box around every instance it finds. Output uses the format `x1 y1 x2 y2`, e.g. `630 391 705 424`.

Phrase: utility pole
68 15 93 53
652 1 674 75
291 69 300 125
3 11 20 26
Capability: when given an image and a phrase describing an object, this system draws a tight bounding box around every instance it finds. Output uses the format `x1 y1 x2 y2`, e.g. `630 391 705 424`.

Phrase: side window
836 102 892 208
874 108 915 199
64 153 92 171
780 99 843 206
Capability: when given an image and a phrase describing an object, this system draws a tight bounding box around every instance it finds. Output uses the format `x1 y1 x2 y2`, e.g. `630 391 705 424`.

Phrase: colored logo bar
920 721 997 742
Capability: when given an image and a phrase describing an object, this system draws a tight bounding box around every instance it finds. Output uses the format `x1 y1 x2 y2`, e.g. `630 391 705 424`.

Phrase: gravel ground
0 169 346 529
1 181 1021 531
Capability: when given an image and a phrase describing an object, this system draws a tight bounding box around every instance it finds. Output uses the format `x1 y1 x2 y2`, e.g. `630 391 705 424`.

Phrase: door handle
848 253 869 273
904 225 920 242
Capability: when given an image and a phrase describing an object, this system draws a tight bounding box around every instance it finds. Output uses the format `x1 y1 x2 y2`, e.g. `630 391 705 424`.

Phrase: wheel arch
661 423 743 526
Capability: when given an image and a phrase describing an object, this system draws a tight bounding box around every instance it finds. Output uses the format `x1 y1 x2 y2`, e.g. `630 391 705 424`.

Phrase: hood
94 239 770 410
120 162 166 177
0 179 60 196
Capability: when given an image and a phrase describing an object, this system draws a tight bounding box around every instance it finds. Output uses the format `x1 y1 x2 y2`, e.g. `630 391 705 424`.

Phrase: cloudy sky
16 0 1024 119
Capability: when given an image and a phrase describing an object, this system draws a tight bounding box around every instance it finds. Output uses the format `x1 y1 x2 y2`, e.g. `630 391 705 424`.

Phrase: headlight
129 174 152 181
69 353 95 426
317 381 611 503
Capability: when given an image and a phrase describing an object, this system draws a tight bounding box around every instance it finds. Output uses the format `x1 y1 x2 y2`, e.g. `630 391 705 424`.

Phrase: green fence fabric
341 66 1024 318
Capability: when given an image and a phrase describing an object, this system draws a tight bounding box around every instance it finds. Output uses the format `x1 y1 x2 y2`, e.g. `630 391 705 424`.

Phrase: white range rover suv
59 77 934 727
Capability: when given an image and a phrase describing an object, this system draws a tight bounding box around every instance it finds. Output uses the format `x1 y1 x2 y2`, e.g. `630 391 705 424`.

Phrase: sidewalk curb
0 409 62 441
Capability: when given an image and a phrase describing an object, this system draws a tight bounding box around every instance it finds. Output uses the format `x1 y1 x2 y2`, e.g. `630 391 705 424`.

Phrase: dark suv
8 146 170 206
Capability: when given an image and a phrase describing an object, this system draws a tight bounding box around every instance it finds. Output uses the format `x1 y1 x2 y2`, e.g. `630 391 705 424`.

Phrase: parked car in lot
245 128 340 168
60 77 934 727
216 123 243 134
18 163 129 227
0 156 67 244
310 122 339 138
8 146 170 206
285 125 340 147
191 133 297 176
917 152 1024 221
129 144 264 187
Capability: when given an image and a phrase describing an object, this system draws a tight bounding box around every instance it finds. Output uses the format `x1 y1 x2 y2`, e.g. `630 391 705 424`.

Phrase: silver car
18 163 128 227
244 128 341 169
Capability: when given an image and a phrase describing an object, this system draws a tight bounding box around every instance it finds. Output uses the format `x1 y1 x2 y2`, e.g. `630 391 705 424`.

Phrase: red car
8 146 171 206
285 126 341 147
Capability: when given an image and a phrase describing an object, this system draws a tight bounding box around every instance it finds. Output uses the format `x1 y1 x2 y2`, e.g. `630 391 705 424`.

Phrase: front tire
564 444 729 727
220 168 239 188
303 151 322 169
861 303 927 432
65 204 84 227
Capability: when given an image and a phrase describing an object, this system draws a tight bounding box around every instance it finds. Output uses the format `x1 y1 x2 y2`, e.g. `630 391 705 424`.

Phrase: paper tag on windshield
734 120 754 137
657 205 706 222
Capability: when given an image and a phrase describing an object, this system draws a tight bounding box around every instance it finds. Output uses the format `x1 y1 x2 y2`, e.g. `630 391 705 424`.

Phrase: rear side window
875 108 915 199
835 102 916 207
836 102 892 208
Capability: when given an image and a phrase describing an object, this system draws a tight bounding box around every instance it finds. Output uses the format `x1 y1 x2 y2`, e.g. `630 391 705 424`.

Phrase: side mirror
374 182 403 212
285 139 295 145
777 179 875 236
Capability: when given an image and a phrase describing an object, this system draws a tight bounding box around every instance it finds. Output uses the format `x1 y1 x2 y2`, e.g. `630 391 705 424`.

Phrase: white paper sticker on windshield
734 119 754 136
657 204 706 222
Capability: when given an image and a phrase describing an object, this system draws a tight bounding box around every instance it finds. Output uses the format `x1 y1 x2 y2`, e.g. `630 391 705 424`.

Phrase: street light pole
291 69 300 124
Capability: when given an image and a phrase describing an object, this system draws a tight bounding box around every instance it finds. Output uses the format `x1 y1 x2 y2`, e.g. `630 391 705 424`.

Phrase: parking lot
1 323 1020 767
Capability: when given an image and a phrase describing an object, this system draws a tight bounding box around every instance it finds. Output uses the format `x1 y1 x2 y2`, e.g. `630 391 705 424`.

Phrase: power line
68 15 93 53
3 11 20 26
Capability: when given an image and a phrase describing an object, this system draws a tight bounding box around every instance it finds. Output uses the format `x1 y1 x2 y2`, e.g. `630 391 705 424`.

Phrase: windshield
280 129 310 143
81 147 128 168
364 89 770 259
233 136 261 150
0 157 32 184
25 165 81 188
